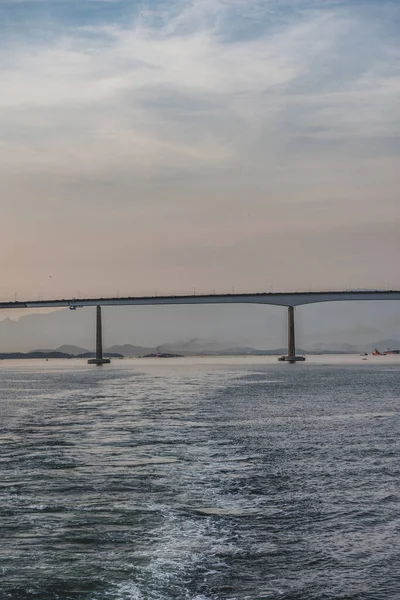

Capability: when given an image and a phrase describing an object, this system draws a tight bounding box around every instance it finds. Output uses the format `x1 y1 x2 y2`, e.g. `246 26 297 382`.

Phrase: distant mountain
32 345 90 355
77 352 123 358
157 338 264 354
107 341 308 356
106 344 154 356
104 340 266 356
106 339 266 356
56 345 90 355
0 351 73 360
156 338 309 356
28 332 400 358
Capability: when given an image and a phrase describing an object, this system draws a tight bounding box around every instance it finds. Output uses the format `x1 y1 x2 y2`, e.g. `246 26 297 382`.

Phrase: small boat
372 348 383 356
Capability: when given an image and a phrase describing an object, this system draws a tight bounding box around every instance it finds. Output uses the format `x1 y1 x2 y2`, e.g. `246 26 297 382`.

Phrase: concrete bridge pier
88 306 110 365
279 306 305 363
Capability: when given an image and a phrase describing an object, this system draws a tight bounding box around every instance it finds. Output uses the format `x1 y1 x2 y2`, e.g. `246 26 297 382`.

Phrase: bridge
1 290 399 364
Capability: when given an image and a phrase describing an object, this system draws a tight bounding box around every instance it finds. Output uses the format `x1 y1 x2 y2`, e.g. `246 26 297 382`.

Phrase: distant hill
106 344 154 356
77 352 123 359
32 341 304 357
107 342 309 356
26 337 400 358
32 345 90 355
56 345 90 355
156 338 308 356
0 351 73 360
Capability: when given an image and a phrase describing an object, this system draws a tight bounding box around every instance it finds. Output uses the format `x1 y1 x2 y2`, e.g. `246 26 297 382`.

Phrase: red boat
372 348 383 355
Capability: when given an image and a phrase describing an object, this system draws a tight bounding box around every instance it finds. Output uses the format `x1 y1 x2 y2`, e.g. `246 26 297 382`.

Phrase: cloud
1 1 399 176
0 0 399 297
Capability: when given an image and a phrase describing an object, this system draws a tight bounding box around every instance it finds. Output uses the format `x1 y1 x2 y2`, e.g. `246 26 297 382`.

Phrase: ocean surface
1 356 399 600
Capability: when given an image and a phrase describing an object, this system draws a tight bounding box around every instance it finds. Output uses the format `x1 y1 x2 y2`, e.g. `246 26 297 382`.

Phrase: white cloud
0 4 359 174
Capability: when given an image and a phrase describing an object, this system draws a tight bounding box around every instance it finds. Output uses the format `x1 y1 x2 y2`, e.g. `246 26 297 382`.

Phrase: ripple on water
0 360 399 600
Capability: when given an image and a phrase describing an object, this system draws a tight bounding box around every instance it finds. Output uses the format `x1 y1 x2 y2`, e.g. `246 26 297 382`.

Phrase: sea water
1 356 399 599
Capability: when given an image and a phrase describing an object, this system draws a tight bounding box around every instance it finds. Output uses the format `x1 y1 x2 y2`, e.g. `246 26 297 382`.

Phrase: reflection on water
0 356 399 599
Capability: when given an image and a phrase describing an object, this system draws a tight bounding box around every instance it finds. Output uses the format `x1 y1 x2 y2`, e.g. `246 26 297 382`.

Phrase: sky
1 0 399 303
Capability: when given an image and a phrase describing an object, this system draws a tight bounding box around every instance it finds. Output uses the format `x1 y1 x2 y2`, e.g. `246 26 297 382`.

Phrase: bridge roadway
1 289 400 310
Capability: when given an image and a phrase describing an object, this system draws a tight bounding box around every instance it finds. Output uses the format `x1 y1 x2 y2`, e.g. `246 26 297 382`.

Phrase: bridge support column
278 306 305 363
88 306 110 365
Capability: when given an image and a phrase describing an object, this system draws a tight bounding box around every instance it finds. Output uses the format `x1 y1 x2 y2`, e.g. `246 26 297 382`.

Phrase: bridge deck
1 290 399 310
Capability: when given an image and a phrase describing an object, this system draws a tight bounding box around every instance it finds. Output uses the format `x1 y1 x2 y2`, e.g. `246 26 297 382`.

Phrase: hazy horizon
0 301 399 353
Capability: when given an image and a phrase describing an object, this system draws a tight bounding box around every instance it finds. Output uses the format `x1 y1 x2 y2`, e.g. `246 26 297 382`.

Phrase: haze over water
1 356 399 599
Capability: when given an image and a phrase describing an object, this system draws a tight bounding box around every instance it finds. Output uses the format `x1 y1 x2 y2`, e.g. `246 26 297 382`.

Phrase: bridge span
1 290 400 310
1 290 399 364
